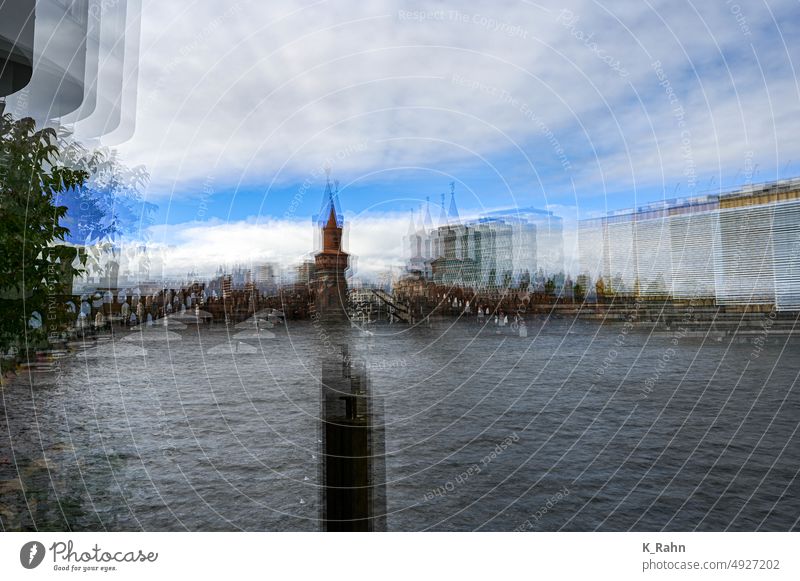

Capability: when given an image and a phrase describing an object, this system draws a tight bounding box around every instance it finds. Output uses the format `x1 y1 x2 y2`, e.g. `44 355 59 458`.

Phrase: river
1 317 798 531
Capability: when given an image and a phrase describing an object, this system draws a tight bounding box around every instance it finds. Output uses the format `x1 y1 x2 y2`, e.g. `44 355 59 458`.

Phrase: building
577 178 800 310
483 206 565 280
295 261 316 287
255 263 277 294
313 177 350 321
405 185 565 291
0 0 34 103
469 218 516 288
221 275 232 300
2 0 140 141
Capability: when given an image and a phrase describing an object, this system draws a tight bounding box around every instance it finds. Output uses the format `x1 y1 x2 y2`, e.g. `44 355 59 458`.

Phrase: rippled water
1 318 799 531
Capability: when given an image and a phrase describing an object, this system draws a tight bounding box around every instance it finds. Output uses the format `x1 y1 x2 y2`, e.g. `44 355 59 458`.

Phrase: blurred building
0 0 35 103
255 262 277 294
221 275 232 299
405 185 565 291
483 206 564 278
312 176 349 321
1 0 141 144
577 178 800 310
295 260 316 286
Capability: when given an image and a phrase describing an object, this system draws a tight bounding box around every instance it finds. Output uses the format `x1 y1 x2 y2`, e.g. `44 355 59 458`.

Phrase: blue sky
107 0 799 275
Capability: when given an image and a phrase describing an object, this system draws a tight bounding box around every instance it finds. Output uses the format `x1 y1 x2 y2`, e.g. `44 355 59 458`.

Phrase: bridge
370 289 412 323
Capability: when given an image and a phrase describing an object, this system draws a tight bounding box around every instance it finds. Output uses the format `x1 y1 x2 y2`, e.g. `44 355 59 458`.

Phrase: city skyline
70 173 800 289
49 0 797 283
5 0 797 287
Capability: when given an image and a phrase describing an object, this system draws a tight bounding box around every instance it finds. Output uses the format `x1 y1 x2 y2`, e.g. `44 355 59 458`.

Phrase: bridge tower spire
314 173 349 321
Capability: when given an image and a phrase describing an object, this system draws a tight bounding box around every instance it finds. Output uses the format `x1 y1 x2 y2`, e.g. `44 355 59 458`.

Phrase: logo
20 541 46 569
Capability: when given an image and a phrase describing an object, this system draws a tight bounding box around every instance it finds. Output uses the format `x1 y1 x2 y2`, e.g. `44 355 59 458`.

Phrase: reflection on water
1 319 799 531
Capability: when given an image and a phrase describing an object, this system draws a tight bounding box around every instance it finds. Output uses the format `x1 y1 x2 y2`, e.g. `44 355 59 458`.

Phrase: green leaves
0 113 89 355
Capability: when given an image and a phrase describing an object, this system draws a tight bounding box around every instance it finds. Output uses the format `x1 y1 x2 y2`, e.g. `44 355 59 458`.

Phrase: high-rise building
221 275 232 300
255 263 277 294
406 185 564 291
484 207 564 279
296 261 316 286
0 0 34 103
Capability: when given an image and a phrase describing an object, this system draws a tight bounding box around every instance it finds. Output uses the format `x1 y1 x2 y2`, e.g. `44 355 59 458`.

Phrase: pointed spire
324 166 332 197
325 191 338 228
320 168 341 228
438 192 448 227
407 208 417 237
423 195 434 231
448 181 460 223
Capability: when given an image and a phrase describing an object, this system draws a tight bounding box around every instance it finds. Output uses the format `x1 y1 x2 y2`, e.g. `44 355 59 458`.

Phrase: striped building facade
578 179 800 311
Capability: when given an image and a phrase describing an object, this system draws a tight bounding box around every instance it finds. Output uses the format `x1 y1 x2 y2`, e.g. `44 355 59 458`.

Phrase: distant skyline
104 0 798 276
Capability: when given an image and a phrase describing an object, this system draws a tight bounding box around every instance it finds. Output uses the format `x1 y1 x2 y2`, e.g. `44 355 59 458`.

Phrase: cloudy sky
111 0 799 277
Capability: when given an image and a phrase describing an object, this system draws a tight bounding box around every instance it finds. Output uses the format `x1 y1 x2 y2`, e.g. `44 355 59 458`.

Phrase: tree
0 114 89 357
518 269 531 291
573 282 585 303
54 130 153 286
55 139 153 246
595 278 606 302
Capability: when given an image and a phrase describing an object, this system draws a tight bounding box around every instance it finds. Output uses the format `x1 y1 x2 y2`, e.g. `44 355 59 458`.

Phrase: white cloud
117 0 799 202
142 212 411 279
135 202 597 282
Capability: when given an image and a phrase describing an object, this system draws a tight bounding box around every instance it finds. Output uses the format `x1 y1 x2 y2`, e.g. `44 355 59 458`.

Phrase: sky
110 0 799 278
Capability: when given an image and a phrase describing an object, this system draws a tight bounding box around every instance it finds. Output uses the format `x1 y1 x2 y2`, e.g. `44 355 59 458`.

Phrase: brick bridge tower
313 176 349 321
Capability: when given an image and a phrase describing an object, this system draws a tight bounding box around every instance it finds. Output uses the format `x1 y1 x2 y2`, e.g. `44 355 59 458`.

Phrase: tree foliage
54 128 153 246
573 282 585 303
0 114 89 355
